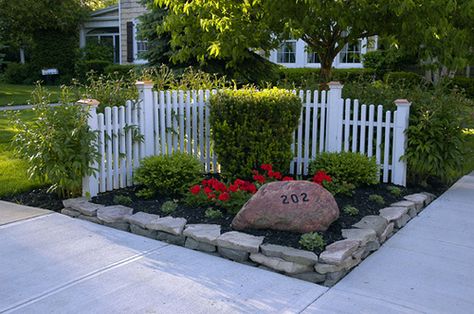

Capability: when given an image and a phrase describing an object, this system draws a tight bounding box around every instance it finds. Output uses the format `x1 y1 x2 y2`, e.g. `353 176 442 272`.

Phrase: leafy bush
343 205 359 216
323 179 356 196
105 64 138 78
204 208 224 219
368 194 385 205
362 48 408 79
161 200 178 214
448 77 474 99
308 152 379 187
11 84 98 197
299 232 326 251
384 71 424 86
113 194 132 206
3 63 38 84
135 152 203 197
276 68 375 89
209 88 301 179
76 72 138 112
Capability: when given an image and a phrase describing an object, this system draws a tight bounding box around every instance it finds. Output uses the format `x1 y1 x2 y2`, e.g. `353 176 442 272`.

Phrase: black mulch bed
0 179 449 255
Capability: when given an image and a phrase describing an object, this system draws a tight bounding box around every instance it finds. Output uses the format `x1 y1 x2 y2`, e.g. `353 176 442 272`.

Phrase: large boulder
231 181 339 233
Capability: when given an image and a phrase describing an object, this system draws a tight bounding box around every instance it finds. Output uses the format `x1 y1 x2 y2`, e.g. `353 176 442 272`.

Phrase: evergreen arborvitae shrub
209 88 301 179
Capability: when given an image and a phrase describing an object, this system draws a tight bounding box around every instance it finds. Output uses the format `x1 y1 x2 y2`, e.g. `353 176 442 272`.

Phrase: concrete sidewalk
0 208 326 313
1 172 473 313
306 172 474 313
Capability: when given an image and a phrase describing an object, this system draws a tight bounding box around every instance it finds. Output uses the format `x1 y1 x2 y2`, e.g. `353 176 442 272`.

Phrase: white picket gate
82 81 410 197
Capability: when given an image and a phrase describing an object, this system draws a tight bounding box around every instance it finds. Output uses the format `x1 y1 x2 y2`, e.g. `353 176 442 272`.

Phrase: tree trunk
319 56 333 84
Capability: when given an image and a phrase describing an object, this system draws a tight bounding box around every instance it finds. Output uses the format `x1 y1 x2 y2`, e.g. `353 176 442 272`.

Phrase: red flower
201 179 208 186
190 185 201 195
253 174 266 184
271 171 282 180
207 193 216 200
282 176 294 181
312 170 332 185
203 186 213 195
244 182 257 194
234 179 246 187
261 164 272 172
229 184 239 192
218 192 230 202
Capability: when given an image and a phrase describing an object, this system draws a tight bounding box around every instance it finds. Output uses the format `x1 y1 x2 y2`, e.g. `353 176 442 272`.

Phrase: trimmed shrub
299 232 326 251
209 88 301 179
384 71 424 86
135 152 203 197
449 77 474 99
105 64 138 78
308 152 379 187
276 67 375 89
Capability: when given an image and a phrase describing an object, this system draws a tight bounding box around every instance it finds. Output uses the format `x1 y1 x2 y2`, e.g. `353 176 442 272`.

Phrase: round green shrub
209 88 301 179
135 152 203 197
308 152 379 187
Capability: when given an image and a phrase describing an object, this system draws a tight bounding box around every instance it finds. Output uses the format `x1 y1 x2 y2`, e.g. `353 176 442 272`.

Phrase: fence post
79 99 100 198
392 99 411 186
326 81 344 152
136 80 155 157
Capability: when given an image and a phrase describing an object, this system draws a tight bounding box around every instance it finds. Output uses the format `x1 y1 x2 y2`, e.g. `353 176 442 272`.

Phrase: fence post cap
328 81 344 89
394 99 411 106
135 80 154 87
77 99 100 107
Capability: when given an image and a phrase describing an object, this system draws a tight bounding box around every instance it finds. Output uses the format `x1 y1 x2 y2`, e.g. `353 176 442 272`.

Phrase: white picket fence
82 81 410 197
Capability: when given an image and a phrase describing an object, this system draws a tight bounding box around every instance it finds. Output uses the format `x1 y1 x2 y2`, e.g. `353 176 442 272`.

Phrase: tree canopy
155 0 474 82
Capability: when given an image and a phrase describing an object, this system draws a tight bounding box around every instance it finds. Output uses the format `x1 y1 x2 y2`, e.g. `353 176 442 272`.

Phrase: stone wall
61 192 435 286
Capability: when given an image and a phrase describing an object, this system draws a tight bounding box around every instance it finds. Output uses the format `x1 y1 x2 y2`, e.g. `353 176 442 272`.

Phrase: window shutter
126 22 134 63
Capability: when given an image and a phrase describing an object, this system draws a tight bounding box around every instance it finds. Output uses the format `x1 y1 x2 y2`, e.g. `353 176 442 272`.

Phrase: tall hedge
209 88 301 179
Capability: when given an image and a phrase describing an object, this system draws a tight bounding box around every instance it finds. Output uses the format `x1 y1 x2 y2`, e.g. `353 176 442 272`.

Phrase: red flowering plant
252 163 293 187
311 169 355 196
186 177 258 214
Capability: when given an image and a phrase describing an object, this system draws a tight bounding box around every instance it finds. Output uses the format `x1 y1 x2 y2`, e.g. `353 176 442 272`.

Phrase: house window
277 41 296 63
340 41 361 63
133 20 149 63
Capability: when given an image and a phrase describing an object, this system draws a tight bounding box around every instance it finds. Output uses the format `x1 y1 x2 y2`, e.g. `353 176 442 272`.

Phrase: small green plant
369 194 385 205
135 152 203 198
387 186 402 197
204 208 224 219
323 179 356 196
299 232 326 251
308 152 379 188
161 200 178 215
343 205 359 216
113 194 132 206
11 83 99 197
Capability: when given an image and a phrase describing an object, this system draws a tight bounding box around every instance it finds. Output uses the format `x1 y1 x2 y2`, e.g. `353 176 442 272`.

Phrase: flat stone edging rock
60 192 434 287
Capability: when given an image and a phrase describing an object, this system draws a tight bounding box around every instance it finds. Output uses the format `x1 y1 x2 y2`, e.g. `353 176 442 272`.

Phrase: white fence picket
125 101 133 186
367 105 375 158
98 113 106 193
383 111 392 183
359 104 367 154
104 107 113 191
343 99 351 152
205 90 211 173
179 90 185 152
119 106 126 188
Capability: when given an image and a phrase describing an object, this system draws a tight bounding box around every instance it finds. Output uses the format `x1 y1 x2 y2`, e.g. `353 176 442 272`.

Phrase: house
80 1 372 69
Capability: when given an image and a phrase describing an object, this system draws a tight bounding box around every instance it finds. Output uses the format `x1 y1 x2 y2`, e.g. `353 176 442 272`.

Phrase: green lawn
0 110 43 197
0 84 60 106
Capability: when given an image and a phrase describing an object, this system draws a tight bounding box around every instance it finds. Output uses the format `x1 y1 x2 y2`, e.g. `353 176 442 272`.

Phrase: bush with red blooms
312 170 332 185
186 164 294 215
252 163 293 186
311 169 355 196
186 178 258 214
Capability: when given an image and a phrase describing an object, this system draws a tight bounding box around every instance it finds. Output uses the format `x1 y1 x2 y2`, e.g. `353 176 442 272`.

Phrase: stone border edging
60 192 435 287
